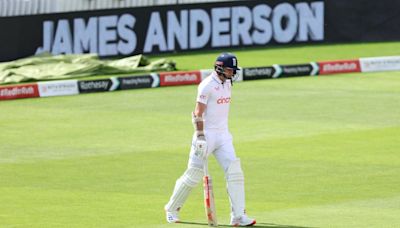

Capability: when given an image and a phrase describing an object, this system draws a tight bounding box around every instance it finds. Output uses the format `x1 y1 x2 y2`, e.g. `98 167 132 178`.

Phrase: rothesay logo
80 81 109 90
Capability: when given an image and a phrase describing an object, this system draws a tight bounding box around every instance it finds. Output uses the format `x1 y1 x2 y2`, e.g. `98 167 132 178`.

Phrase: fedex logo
217 97 231 104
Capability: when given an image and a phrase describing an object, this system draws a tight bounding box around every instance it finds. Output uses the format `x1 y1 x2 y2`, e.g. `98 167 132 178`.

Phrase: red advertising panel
0 83 39 100
319 60 361 75
159 71 201 86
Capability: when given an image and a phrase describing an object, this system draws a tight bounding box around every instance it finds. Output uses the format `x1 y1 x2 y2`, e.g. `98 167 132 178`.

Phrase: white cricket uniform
188 71 237 172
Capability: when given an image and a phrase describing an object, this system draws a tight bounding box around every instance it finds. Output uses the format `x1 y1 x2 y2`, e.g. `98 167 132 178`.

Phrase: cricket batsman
164 53 256 226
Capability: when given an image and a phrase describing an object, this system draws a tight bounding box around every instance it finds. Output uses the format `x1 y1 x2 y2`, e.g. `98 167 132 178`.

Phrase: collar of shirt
211 71 224 84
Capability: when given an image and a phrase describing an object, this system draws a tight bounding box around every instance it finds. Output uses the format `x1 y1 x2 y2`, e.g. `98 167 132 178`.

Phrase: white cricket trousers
189 129 237 172
164 129 239 213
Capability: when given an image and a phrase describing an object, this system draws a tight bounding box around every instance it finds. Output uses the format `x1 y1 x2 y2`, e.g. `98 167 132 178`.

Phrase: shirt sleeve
196 82 211 104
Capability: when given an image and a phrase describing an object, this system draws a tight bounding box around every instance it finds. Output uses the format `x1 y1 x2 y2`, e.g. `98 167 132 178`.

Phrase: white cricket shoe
230 214 256 227
165 210 180 223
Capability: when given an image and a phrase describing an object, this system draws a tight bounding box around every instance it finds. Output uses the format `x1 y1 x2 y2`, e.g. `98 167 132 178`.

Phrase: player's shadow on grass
257 223 317 228
179 221 316 228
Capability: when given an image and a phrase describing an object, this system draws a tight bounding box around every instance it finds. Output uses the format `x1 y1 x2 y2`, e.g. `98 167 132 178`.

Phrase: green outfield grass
1 42 400 227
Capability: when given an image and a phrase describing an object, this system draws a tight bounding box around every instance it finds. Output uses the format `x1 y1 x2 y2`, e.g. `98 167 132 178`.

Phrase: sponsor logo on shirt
217 96 231 104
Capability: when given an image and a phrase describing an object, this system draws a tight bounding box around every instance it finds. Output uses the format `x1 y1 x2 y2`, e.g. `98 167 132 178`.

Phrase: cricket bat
203 159 218 227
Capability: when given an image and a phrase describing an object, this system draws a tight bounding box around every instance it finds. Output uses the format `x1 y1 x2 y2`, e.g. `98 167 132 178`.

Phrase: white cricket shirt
196 71 232 131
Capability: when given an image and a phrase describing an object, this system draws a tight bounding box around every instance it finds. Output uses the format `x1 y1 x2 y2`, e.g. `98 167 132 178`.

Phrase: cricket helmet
214 52 239 80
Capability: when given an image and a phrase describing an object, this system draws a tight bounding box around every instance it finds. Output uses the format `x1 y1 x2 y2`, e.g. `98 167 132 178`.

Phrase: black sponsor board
324 1 400 42
78 79 112 93
243 67 275 80
280 64 313 77
118 75 153 89
0 0 325 61
2 0 400 62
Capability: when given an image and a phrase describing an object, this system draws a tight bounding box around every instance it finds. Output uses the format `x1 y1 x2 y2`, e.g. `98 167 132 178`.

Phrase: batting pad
226 159 246 218
165 166 203 212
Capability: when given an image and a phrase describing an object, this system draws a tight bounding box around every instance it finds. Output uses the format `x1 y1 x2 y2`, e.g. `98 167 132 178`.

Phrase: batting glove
194 134 207 159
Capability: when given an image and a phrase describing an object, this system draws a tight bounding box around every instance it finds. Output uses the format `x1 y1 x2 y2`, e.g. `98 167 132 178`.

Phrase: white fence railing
0 0 236 17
